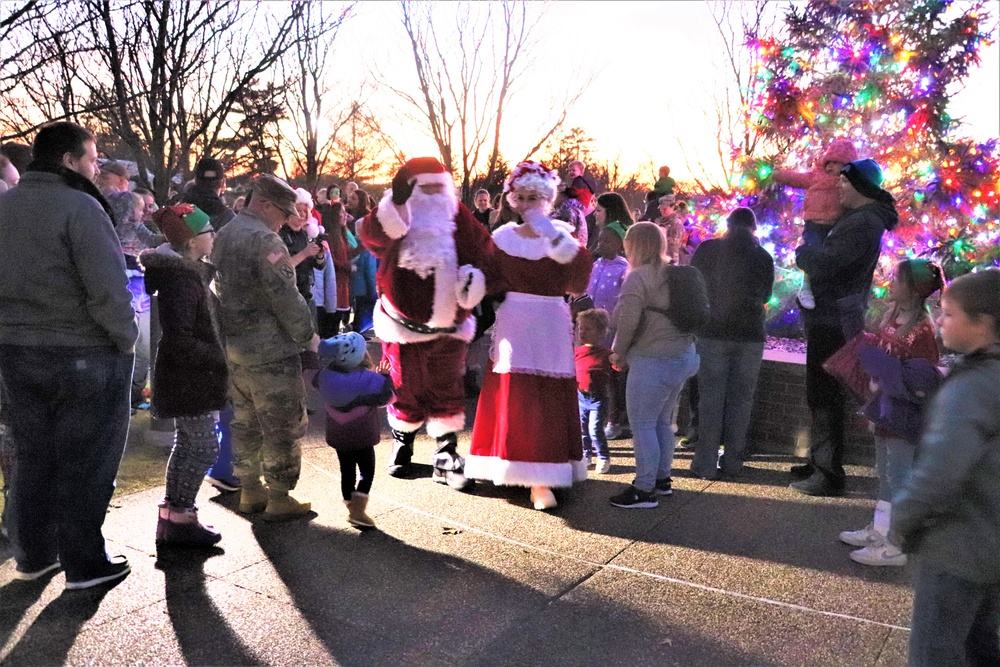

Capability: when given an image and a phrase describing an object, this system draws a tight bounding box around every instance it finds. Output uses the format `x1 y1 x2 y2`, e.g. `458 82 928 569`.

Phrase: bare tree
387 0 591 202
543 126 596 175
1 0 311 199
0 1 98 132
280 1 356 189
327 101 407 184
682 0 778 194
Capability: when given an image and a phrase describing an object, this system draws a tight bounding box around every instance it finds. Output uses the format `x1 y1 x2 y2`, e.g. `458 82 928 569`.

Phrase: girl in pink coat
773 139 858 309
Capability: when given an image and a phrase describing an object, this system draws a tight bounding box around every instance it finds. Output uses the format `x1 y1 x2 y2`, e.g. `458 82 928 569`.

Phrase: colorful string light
685 0 999 335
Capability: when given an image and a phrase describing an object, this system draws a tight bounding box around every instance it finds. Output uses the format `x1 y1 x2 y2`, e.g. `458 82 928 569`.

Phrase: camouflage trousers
228 355 308 492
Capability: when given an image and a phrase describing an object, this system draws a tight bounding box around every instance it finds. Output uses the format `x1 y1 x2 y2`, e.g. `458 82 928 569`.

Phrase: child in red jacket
576 308 613 474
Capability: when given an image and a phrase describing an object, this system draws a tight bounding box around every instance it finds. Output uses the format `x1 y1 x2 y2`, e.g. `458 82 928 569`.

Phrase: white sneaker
798 291 816 310
530 486 557 511
849 542 907 567
839 523 880 547
604 423 622 440
594 458 612 474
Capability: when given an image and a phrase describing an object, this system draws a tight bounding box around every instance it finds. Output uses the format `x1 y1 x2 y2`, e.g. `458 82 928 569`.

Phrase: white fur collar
492 221 575 260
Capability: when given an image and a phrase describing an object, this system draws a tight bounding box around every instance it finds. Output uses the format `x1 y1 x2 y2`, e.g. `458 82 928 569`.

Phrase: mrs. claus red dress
465 221 594 488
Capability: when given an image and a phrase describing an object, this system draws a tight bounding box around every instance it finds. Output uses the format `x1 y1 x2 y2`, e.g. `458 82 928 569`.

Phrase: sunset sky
337 1 1000 185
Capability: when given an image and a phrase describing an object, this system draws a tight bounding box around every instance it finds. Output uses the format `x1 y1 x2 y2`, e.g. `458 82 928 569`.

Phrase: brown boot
238 478 268 514
263 488 312 522
345 492 375 528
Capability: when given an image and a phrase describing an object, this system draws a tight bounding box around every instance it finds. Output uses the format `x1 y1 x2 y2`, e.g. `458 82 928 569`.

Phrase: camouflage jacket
211 211 315 365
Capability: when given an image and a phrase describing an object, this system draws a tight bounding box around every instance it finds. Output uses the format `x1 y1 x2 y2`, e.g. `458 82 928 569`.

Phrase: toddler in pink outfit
773 139 858 308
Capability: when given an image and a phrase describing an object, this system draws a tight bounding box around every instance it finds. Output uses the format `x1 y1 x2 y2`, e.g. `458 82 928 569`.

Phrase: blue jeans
691 339 765 477
875 435 915 503
0 345 133 579
579 390 610 460
909 561 1000 667
626 346 699 492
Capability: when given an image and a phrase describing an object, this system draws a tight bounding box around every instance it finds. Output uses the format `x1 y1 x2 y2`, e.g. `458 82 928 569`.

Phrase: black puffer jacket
140 247 228 418
795 200 899 322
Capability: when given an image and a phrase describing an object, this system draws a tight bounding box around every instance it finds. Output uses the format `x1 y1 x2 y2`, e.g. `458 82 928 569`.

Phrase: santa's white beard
398 190 458 279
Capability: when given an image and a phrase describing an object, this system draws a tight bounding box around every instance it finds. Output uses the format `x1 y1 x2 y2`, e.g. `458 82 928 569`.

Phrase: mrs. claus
465 161 594 510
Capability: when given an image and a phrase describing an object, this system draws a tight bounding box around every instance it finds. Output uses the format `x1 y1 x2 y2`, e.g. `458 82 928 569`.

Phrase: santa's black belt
385 306 457 335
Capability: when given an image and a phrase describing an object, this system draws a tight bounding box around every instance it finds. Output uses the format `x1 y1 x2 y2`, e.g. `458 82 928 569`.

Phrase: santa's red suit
359 158 497 488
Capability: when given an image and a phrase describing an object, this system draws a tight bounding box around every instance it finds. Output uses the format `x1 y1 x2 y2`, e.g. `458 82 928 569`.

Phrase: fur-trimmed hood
139 245 217 295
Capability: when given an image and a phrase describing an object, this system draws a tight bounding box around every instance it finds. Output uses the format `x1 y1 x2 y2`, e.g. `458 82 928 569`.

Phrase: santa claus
360 158 496 489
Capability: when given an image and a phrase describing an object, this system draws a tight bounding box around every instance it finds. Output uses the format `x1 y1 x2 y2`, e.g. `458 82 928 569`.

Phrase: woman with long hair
688 208 775 480
609 222 700 508
319 201 359 336
346 187 372 233
594 192 633 233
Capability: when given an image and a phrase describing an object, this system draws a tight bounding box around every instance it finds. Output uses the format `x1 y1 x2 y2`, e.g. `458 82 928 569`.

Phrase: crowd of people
0 123 998 666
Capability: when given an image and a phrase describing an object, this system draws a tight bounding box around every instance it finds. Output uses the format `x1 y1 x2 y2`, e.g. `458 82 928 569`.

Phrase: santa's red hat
392 157 454 195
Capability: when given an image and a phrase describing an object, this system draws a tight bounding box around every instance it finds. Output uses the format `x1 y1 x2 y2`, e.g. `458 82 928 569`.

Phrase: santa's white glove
455 265 486 310
521 207 559 240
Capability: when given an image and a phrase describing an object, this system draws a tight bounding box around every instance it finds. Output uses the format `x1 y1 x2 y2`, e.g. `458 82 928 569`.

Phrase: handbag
822 331 878 402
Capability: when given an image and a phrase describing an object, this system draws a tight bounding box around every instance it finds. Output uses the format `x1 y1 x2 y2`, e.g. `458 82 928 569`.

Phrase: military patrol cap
253 174 298 218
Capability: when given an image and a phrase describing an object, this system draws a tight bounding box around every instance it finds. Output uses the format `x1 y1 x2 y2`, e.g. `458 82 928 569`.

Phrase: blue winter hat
841 158 890 201
319 332 367 371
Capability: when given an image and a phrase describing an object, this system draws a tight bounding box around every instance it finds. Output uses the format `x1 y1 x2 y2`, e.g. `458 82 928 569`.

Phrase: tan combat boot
263 487 312 522
238 477 268 514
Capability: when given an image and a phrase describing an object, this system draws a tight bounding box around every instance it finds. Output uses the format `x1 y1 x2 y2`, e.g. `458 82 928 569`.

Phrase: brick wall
746 351 875 465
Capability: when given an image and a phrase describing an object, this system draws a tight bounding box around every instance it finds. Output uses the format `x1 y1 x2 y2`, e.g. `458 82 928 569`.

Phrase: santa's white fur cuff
455 265 486 310
377 190 410 239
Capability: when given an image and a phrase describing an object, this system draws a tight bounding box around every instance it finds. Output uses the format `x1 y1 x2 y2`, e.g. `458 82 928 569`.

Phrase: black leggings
336 447 375 500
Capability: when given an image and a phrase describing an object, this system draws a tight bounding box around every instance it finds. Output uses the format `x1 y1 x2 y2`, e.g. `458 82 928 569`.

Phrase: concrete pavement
0 416 913 666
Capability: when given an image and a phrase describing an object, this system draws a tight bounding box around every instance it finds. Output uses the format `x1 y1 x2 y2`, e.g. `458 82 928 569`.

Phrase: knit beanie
726 207 757 229
153 204 212 248
605 221 627 241
905 259 945 300
841 159 892 202
820 140 858 168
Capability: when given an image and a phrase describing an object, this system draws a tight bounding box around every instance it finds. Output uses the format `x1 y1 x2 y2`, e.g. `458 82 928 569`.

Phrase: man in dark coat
181 158 234 231
791 158 899 496
0 122 137 589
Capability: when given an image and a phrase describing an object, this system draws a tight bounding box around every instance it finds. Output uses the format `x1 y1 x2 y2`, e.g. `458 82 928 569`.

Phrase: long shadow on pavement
1 584 114 666
233 518 770 666
557 478 909 586
157 546 264 666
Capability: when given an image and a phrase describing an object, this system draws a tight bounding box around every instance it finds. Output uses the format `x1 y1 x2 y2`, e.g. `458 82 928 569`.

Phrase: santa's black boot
432 433 471 490
388 428 416 478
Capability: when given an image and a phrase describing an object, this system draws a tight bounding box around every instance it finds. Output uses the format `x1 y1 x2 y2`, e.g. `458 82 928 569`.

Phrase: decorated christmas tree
689 0 999 337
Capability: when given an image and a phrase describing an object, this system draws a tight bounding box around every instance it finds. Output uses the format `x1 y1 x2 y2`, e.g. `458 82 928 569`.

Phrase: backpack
646 264 710 334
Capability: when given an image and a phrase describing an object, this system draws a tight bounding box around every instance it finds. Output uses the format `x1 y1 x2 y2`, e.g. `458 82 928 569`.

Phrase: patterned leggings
165 413 219 509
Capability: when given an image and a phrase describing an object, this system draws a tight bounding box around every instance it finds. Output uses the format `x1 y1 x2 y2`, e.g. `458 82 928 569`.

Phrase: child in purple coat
303 332 393 528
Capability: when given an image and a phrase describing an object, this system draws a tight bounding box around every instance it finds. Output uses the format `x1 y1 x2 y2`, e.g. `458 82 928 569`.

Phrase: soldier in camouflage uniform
211 174 320 521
